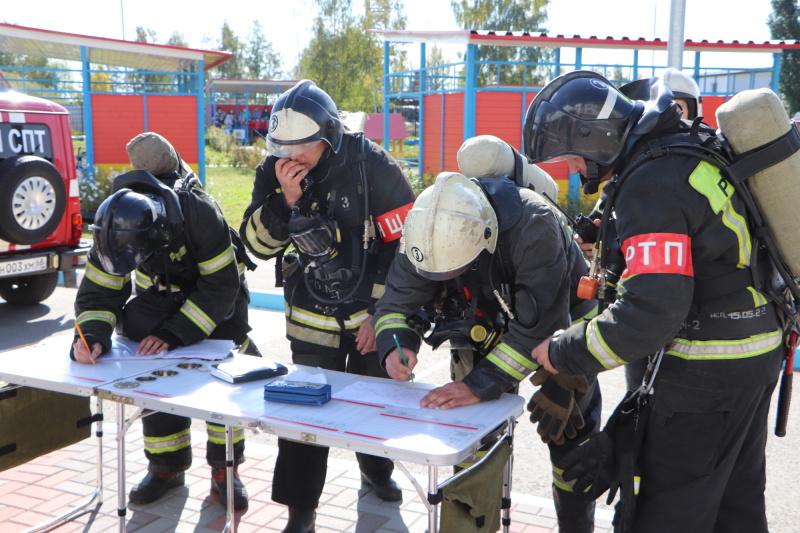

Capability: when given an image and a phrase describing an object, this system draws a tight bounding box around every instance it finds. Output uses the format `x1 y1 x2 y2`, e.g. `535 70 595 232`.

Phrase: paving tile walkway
0 424 614 532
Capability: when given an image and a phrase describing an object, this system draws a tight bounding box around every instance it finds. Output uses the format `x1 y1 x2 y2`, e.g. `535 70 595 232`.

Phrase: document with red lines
332 380 431 409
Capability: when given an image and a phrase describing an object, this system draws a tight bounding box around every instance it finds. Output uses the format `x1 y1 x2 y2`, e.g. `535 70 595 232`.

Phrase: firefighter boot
553 485 595 533
129 471 185 504
361 473 402 502
282 506 316 533
210 467 249 510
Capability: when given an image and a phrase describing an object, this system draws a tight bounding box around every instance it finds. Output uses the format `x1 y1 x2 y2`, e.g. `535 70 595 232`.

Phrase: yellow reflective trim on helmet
666 328 782 360
586 319 626 370
180 299 215 335
85 262 129 290
198 245 234 275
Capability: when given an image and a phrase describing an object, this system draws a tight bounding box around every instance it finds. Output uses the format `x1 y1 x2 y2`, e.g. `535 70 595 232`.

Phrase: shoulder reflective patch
376 202 413 242
621 233 693 277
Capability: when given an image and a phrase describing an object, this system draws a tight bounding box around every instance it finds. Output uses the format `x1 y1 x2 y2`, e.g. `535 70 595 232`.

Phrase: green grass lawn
206 165 256 231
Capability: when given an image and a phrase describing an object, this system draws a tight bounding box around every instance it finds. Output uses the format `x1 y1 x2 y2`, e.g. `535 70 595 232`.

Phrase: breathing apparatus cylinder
716 88 800 279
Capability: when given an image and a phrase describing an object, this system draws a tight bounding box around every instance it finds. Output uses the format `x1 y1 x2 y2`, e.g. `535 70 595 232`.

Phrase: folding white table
0 335 182 533
1 338 525 533
95 359 525 533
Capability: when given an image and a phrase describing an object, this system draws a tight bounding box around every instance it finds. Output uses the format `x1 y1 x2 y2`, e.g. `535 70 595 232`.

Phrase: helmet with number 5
402 172 498 281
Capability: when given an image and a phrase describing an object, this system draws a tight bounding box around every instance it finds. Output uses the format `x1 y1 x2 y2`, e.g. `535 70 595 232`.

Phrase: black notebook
210 358 288 384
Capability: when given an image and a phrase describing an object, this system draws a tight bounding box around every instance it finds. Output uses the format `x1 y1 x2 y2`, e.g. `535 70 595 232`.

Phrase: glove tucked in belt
527 369 589 445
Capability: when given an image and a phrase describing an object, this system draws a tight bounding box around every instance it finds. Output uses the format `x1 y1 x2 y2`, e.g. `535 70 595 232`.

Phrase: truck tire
0 272 59 305
0 156 67 245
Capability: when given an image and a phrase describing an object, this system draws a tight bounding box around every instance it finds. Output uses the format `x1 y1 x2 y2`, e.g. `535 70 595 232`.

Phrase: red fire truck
0 91 88 305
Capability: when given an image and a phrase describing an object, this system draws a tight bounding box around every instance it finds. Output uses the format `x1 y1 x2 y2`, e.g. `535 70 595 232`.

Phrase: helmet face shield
90 190 169 276
524 71 640 167
266 139 322 159
528 100 635 165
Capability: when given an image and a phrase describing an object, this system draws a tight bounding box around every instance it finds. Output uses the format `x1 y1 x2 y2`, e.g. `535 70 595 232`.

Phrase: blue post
80 46 94 173
772 52 781 94
196 61 205 185
464 43 477 140
384 41 391 152
419 42 426 177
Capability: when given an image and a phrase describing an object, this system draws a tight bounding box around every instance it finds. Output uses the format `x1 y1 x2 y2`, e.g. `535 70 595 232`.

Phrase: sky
0 0 780 72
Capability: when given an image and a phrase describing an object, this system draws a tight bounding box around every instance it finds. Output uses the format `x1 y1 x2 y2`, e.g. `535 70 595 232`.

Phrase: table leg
221 425 235 533
428 465 439 533
116 402 127 533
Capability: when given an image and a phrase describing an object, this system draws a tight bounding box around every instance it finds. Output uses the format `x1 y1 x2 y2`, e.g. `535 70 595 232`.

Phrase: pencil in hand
74 321 96 365
393 334 414 382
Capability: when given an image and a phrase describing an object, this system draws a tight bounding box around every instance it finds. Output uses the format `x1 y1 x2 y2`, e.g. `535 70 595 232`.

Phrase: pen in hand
74 321 96 365
393 334 414 382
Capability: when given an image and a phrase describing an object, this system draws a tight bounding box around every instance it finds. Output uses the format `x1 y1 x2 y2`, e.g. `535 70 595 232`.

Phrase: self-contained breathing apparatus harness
407 178 520 357
287 133 378 305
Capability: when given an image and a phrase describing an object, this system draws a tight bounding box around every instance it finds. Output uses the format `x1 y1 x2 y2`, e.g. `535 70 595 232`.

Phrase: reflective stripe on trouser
142 412 245 472
272 293 394 508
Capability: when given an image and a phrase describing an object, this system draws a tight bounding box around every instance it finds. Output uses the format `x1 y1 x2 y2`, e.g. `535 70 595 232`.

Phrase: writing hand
72 338 102 365
386 347 417 382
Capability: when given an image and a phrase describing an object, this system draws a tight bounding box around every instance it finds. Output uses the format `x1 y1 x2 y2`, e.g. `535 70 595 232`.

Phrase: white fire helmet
457 135 560 201
402 172 498 281
663 68 702 119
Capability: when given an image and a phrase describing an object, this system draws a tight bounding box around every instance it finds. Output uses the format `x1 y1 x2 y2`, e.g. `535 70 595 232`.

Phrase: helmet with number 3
267 80 343 158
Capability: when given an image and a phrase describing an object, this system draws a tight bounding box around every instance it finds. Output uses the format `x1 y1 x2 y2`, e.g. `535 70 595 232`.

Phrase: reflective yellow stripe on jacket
485 342 538 381
375 313 416 337
245 206 290 256
180 299 215 335
85 262 129 291
666 328 782 360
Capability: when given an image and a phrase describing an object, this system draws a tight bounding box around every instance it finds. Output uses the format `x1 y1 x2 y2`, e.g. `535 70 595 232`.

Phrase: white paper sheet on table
333 381 428 409
100 336 234 361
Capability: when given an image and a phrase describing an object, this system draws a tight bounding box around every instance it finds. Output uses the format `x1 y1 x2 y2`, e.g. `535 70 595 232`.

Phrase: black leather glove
561 431 616 500
527 369 589 445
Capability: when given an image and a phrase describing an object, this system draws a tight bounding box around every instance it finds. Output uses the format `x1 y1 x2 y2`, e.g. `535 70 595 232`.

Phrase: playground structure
371 29 800 206
0 23 230 185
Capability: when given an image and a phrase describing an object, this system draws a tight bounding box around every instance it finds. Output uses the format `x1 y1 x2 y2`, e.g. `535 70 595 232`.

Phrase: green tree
768 0 800 114
451 0 552 86
213 22 246 79
244 20 283 79
298 0 406 112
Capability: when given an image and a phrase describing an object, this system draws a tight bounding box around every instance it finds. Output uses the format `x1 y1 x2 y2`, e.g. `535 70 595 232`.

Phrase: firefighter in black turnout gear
72 133 258 509
373 172 602 533
239 80 416 533
527 71 785 533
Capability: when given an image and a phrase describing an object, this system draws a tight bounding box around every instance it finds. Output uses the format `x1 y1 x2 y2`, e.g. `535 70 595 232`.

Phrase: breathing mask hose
303 135 371 305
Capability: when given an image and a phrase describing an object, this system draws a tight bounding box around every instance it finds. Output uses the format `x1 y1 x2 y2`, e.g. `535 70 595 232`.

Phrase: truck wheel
0 156 67 245
0 272 59 305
